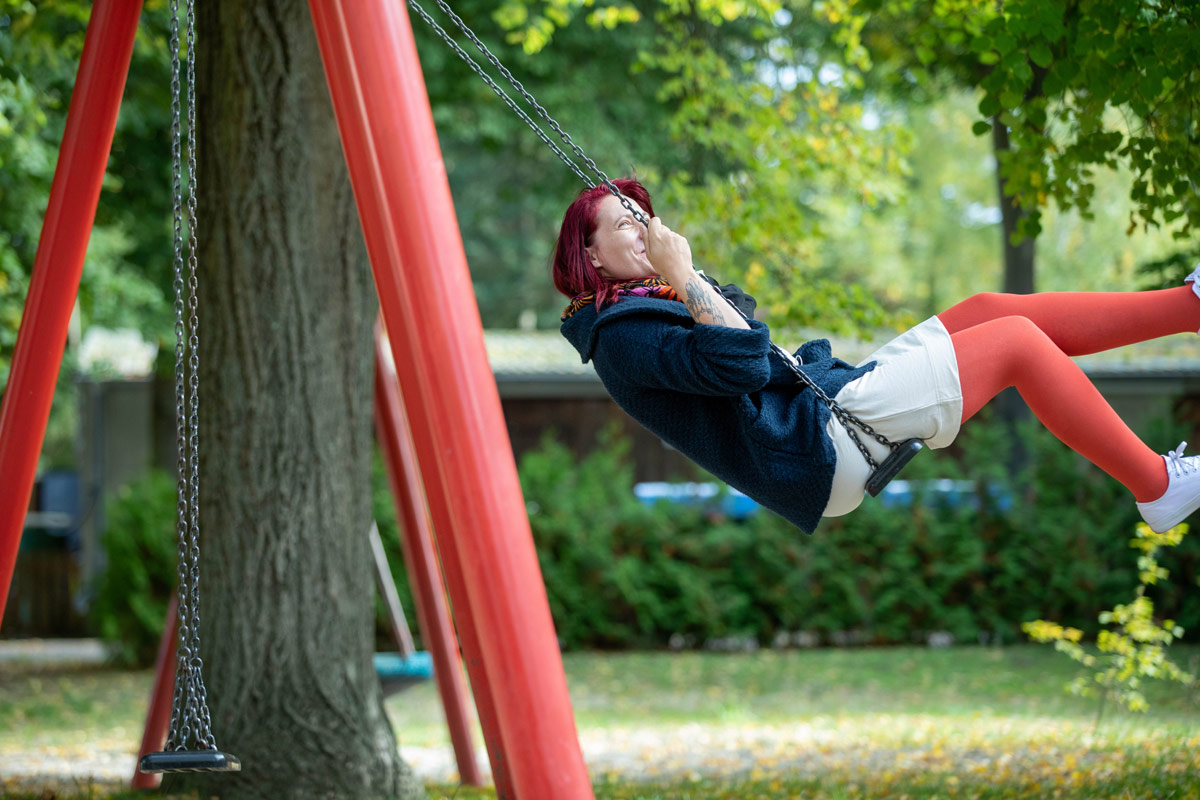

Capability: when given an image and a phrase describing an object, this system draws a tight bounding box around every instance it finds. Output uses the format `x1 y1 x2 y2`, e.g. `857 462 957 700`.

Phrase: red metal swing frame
0 2 593 798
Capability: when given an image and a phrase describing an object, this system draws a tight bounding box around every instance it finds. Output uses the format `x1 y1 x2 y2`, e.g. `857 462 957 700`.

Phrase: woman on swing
555 178 1200 535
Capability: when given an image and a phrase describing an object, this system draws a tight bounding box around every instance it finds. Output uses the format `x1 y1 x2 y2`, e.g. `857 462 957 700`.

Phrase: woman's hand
647 217 748 330
645 217 693 282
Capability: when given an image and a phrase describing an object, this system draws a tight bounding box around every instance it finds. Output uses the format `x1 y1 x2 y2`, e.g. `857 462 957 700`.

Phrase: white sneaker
1184 263 1200 303
1136 441 1200 532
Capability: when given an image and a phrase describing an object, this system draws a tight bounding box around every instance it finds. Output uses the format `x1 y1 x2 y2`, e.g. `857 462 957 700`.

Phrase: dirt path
0 722 1113 792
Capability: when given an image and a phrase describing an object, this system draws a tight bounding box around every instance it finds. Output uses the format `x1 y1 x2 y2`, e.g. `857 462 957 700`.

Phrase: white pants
823 316 964 517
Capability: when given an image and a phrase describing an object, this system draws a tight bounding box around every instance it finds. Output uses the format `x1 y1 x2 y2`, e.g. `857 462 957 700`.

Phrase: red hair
552 179 655 309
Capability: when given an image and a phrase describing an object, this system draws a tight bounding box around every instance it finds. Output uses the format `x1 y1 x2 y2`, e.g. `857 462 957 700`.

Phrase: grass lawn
2 645 1198 799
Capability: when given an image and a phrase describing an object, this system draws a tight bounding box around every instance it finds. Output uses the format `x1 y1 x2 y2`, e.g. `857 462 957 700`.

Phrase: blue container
374 651 434 694
633 481 760 520
37 470 81 549
876 479 1012 511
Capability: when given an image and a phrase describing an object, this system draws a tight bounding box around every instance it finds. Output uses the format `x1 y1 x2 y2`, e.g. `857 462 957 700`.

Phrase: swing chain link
184 0 217 751
403 0 646 225
166 0 188 752
407 0 899 467
713 293 892 471
166 0 217 753
780 350 891 471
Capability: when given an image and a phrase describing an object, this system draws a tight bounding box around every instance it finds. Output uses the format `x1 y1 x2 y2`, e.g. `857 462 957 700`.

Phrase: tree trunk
180 2 422 797
991 116 1033 470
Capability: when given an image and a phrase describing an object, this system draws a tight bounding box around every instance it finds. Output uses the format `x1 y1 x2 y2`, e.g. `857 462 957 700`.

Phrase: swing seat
374 650 434 694
866 438 924 497
139 750 242 773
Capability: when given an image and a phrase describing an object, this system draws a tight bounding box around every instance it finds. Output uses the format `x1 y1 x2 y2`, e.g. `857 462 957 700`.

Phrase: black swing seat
865 438 924 497
139 750 242 774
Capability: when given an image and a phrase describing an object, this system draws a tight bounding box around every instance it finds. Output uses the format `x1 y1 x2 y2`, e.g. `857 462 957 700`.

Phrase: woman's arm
595 315 772 396
646 217 749 330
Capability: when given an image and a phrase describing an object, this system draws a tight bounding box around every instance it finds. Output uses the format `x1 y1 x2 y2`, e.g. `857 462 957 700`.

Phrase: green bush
88 418 1200 661
521 417 1200 650
90 469 178 666
90 454 420 666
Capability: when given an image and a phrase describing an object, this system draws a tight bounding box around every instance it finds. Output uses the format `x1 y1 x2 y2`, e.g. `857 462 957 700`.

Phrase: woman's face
586 194 656 282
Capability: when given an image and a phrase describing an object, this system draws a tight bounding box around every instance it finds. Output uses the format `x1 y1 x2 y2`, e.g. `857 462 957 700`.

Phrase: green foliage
421 0 911 334
0 1 175 393
90 469 178 666
825 0 1200 242
1136 244 1200 291
820 89 1189 321
520 427 750 647
1024 522 1196 713
519 417 1200 651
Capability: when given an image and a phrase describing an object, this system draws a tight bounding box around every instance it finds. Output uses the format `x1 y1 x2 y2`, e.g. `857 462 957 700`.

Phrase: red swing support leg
308 2 593 797
377 324 514 796
131 597 179 790
0 0 143 626
374 325 483 787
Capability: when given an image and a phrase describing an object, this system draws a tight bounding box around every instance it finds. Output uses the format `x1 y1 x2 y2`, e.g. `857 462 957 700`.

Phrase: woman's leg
939 286 1200 356
952 315 1167 501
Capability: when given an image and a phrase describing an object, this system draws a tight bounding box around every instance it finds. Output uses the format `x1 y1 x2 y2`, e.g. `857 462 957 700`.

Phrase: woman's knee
958 315 1053 380
963 292 1019 320
940 292 1020 332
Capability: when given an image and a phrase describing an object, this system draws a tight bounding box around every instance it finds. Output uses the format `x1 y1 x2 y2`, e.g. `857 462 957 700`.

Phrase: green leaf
972 120 992 136
969 35 992 54
979 94 1001 118
1029 40 1053 68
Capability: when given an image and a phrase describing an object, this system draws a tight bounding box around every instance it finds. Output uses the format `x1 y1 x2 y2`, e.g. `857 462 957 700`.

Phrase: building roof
484 329 1200 396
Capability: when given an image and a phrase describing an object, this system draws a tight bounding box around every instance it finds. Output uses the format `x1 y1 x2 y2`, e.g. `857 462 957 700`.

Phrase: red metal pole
0 0 143 625
312 5 513 793
377 325 514 797
374 324 482 787
132 596 179 790
307 4 592 798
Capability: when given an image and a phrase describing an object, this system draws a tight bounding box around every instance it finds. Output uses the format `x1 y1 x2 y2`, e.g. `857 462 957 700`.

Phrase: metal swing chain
404 0 641 219
406 0 899 468
404 0 597 189
166 0 216 752
184 0 217 749
709 290 893 471
166 0 189 752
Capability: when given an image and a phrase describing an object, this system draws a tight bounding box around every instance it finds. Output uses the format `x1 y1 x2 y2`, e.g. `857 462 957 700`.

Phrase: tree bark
992 118 1035 296
991 116 1033 468
180 2 422 797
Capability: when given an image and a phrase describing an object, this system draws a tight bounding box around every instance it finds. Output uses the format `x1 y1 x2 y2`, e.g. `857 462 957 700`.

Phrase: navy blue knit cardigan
561 297 876 533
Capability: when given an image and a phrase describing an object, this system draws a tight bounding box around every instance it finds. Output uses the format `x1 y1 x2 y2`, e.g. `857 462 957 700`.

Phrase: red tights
938 286 1200 502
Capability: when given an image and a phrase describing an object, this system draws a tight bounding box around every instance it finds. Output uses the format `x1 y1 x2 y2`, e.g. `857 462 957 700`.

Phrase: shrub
520 417 1200 650
90 469 178 666
1024 522 1196 712
91 453 419 666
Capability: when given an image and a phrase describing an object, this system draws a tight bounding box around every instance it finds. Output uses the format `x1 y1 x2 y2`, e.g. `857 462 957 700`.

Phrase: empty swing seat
374 650 434 693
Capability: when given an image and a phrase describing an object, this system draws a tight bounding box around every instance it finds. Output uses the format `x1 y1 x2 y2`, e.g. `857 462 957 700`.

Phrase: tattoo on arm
683 274 737 326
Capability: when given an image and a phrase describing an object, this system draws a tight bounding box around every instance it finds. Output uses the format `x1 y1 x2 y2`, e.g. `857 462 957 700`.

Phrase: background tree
0 1 175 379
185 2 421 797
814 0 1198 453
823 0 1200 295
0 1 173 467
419 0 914 334
821 89 1188 318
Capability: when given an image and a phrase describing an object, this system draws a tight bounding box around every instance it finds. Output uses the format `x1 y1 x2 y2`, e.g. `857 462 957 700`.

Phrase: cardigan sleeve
592 315 773 396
